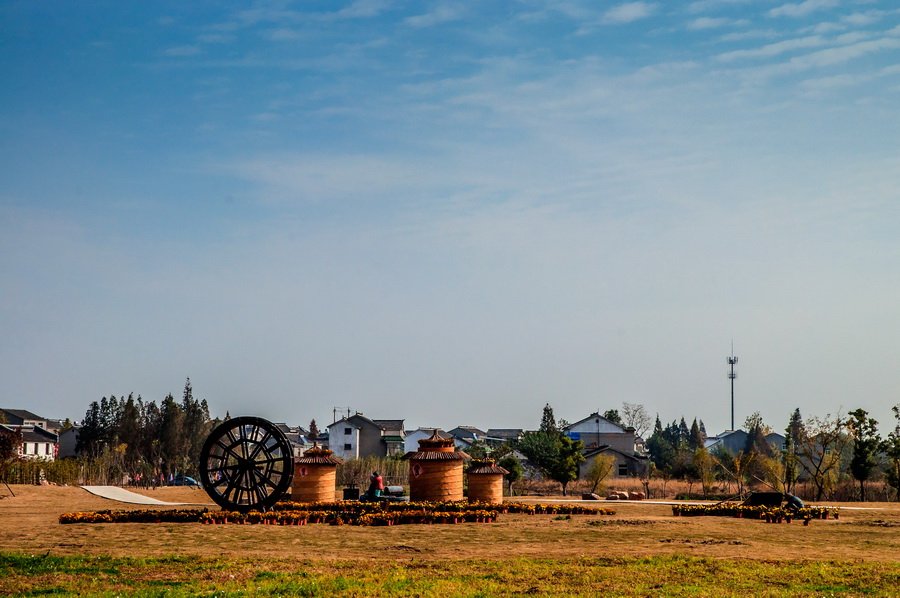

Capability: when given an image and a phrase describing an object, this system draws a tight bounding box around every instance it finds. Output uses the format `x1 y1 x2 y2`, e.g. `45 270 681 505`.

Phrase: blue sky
2 0 900 434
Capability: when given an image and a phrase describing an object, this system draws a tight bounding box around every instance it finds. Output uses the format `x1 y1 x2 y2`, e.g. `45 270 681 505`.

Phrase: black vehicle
170 474 201 487
742 491 804 511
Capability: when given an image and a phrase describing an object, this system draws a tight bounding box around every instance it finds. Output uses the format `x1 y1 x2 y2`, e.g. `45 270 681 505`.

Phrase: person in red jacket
368 471 384 499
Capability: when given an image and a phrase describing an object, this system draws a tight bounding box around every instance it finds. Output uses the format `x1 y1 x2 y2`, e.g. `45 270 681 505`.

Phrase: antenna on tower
727 341 738 431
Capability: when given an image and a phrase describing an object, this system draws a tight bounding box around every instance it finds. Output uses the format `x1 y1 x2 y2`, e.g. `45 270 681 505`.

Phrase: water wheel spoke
251 455 285 469
251 466 279 490
247 431 272 461
200 416 294 512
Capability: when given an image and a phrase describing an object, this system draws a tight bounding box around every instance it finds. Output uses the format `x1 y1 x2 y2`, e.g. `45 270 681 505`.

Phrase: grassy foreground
2 552 900 597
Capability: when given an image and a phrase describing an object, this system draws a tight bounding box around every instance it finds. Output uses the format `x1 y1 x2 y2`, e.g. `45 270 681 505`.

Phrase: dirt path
81 485 212 506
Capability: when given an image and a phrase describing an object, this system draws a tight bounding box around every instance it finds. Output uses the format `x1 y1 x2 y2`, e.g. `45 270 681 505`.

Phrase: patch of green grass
2 552 900 596
0 553 120 576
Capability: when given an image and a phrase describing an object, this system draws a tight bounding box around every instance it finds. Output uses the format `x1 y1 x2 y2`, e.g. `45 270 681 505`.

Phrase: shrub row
59 501 615 526
199 509 500 526
671 503 839 523
273 500 613 516
59 509 209 524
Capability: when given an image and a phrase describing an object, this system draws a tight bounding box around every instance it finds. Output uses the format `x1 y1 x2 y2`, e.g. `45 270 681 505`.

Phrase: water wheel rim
199 416 294 512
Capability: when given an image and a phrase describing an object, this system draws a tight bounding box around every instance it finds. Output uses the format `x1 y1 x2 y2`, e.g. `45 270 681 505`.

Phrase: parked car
170 475 200 487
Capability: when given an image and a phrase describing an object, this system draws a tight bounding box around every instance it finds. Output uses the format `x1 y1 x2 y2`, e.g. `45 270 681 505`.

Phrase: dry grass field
2 484 900 596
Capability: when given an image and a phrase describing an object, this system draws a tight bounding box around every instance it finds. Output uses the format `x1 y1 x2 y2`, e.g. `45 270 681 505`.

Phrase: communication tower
727 345 738 431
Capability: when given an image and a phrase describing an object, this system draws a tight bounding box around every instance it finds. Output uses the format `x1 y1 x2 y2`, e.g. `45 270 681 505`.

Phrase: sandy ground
1 484 899 562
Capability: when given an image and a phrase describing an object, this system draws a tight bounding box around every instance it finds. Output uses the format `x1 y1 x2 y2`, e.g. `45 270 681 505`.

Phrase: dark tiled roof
16 426 58 442
1 409 46 424
405 428 449 438
373 419 405 432
448 426 486 439
486 429 523 439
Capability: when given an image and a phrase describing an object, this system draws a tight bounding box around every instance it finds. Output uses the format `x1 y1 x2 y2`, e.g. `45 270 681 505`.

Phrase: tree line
74 378 216 483
645 405 900 501
501 401 900 502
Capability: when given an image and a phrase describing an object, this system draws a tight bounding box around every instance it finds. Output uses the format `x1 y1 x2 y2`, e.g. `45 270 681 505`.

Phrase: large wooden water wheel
199 416 294 512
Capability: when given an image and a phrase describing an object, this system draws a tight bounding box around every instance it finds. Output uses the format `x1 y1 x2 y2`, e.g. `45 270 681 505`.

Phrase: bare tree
621 402 651 439
714 449 755 498
795 414 848 501
693 447 717 498
585 454 616 495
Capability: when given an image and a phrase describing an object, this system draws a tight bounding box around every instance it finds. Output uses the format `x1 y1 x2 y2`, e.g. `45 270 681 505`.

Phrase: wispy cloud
333 0 392 19
768 0 839 19
405 4 464 28
719 28 779 42
842 11 887 26
163 45 202 57
266 28 304 41
787 35 900 69
687 16 749 30
197 33 235 44
733 32 900 79
717 35 827 62
603 2 657 24
687 0 753 14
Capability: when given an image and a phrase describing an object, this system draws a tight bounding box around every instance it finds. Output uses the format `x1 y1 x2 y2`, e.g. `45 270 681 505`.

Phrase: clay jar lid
296 443 343 465
467 458 510 475
403 430 469 461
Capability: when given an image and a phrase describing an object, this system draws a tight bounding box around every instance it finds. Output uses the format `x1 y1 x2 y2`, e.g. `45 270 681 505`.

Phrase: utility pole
727 343 738 431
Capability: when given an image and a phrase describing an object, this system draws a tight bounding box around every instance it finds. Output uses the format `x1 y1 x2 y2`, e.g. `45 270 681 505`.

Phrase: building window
343 443 352 451
618 463 628 476
344 428 352 435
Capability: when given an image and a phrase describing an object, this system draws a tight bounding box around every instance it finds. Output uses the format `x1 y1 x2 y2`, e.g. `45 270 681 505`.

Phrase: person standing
368 471 384 499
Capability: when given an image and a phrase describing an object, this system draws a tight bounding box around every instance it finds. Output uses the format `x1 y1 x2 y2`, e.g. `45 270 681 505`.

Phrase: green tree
519 404 584 496
846 408 880 501
466 440 491 460
602 410 622 426
883 405 900 501
159 393 185 478
76 401 103 457
180 378 211 476
118 394 142 470
743 411 772 435
0 426 23 484
498 455 523 496
539 403 558 436
783 408 804 495
689 418 705 450
548 435 584 496
646 416 675 472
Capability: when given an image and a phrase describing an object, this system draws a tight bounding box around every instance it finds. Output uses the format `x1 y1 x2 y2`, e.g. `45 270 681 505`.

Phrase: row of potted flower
59 500 615 526
200 508 501 526
60 506 502 526
271 500 613 516
59 508 209 524
671 503 839 522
